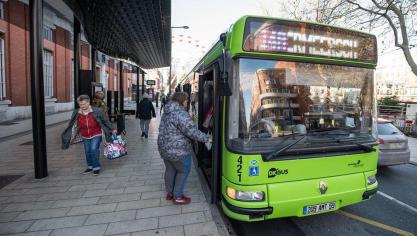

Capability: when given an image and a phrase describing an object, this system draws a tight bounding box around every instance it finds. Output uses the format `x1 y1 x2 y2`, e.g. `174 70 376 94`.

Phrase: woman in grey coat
158 92 211 205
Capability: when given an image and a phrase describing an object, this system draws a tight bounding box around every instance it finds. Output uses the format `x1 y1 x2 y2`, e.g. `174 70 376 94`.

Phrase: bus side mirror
219 48 232 97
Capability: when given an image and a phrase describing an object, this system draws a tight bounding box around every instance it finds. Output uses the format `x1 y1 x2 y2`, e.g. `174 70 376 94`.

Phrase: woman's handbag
70 123 82 144
104 134 127 160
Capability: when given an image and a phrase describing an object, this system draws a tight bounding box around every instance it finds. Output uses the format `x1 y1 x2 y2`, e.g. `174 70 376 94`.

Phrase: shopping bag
104 134 127 160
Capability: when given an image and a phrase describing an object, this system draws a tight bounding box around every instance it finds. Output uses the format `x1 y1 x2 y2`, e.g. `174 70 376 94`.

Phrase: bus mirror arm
219 49 232 97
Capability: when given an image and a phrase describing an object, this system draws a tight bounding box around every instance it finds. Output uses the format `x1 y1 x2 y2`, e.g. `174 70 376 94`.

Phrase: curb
0 120 69 143
192 153 235 236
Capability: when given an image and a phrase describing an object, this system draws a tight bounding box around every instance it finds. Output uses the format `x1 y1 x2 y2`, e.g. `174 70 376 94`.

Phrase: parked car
377 119 410 166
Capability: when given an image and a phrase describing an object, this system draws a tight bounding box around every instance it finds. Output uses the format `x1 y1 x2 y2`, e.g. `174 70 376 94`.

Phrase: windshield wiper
264 135 306 161
309 137 376 152
308 127 353 135
340 140 375 152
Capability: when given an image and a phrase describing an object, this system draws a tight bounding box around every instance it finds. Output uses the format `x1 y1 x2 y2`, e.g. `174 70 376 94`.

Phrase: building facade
376 48 417 102
0 0 137 122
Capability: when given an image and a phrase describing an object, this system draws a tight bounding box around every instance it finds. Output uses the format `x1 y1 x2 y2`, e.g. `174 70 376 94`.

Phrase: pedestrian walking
160 95 167 115
92 91 108 116
157 92 211 205
61 95 116 176
137 93 156 139
190 92 196 114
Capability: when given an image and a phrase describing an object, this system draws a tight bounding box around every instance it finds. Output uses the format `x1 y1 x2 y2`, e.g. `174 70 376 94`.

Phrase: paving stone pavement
0 113 222 236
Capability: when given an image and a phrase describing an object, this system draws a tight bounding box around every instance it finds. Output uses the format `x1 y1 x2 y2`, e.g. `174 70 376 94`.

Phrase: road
229 139 417 236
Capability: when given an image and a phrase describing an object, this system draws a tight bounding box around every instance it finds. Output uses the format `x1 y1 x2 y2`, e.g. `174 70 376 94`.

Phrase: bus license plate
303 202 336 215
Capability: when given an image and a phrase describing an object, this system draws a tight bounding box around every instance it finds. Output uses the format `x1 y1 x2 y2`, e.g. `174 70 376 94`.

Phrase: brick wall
54 27 72 102
0 0 137 108
0 0 76 106
7 0 30 106
108 59 115 91
80 42 90 70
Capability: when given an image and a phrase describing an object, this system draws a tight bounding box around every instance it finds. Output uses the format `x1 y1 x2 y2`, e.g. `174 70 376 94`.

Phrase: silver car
377 120 410 166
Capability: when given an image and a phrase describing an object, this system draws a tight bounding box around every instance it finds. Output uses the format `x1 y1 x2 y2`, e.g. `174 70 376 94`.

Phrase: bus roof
182 15 377 84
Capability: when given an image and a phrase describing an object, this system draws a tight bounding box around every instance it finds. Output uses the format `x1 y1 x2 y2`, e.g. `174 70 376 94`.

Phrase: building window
0 2 4 20
0 35 5 100
43 26 53 41
43 50 54 98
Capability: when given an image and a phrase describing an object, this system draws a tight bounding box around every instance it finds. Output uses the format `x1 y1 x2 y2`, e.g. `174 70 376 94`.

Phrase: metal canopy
63 0 171 68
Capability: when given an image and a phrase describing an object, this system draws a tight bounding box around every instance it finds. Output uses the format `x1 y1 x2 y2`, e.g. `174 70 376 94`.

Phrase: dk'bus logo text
268 168 288 178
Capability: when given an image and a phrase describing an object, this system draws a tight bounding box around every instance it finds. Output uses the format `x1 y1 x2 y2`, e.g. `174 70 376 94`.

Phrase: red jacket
77 112 102 139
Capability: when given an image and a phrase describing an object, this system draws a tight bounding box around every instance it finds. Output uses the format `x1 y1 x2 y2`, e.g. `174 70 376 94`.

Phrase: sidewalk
0 112 223 235
0 111 73 140
407 137 417 165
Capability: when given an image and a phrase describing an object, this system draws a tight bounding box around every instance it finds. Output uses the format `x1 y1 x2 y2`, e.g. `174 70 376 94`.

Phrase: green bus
179 16 378 221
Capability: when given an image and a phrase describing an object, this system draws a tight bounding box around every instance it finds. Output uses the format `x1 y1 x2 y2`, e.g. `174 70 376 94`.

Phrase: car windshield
227 58 377 154
377 123 401 135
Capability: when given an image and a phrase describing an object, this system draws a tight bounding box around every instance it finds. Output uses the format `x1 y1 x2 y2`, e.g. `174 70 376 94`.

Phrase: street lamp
169 25 189 97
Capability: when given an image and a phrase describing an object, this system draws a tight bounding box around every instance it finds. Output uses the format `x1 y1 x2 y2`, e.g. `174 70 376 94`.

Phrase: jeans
164 154 192 198
140 119 151 135
82 136 102 170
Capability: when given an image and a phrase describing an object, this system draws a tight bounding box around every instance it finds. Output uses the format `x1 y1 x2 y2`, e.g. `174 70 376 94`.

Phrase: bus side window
202 82 214 132
197 72 214 169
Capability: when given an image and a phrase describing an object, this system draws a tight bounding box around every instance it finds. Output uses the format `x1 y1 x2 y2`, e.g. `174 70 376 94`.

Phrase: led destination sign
243 18 377 63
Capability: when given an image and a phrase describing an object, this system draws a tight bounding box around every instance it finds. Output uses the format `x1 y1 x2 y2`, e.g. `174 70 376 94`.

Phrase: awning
63 0 171 69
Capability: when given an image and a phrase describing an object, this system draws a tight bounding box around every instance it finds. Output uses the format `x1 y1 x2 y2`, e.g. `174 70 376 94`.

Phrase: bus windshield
227 58 377 155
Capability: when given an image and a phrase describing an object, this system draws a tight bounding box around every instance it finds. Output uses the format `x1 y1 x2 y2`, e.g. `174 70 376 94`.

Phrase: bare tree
283 0 417 76
345 0 417 75
283 0 349 24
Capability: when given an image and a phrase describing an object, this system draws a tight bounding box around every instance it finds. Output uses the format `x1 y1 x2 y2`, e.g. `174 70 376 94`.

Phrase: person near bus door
160 94 167 115
92 91 108 117
61 95 116 176
158 92 212 205
137 93 156 139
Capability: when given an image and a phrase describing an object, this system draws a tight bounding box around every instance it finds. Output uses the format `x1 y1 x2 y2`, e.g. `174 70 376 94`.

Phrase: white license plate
388 143 405 149
303 202 336 215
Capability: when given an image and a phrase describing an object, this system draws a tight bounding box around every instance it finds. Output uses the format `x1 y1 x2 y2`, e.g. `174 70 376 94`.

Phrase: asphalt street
230 156 417 235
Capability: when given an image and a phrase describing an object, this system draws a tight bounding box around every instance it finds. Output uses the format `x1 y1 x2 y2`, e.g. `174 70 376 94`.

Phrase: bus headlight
226 187 264 201
367 175 377 185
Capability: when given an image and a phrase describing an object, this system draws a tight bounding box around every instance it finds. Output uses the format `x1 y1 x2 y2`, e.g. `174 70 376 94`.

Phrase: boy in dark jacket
137 93 156 139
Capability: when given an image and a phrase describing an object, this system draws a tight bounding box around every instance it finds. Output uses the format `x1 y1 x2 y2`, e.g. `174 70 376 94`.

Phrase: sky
167 0 416 87
170 0 285 76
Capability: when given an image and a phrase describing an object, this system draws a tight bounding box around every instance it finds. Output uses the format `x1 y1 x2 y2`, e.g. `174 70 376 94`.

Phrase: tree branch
385 0 417 75
346 0 385 16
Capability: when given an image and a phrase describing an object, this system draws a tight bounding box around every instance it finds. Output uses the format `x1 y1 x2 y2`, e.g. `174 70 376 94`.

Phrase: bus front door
197 67 221 204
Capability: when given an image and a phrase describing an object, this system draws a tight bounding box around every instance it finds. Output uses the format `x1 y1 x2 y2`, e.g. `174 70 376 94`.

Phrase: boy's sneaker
83 168 93 174
93 170 100 176
173 195 191 205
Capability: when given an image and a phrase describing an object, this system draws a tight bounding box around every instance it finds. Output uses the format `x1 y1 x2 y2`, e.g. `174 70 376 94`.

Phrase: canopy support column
119 61 124 113
136 67 140 118
141 70 145 95
29 0 48 179
91 47 96 82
